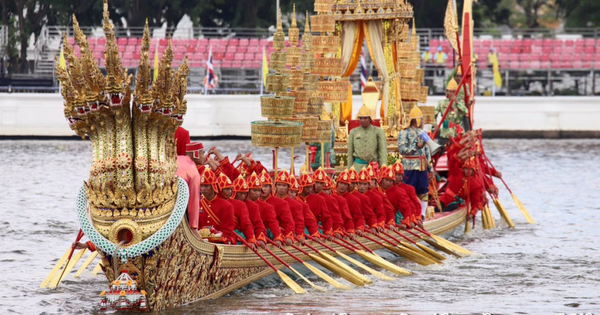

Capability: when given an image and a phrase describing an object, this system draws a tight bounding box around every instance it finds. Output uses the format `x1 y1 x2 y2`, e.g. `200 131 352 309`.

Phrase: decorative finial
292 4 297 28
304 11 310 33
277 8 283 31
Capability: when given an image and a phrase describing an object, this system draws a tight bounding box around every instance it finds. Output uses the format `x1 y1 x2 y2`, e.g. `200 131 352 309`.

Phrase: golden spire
273 8 285 51
134 19 152 106
292 4 297 28
277 7 283 31
103 0 124 97
152 37 175 107
304 11 310 33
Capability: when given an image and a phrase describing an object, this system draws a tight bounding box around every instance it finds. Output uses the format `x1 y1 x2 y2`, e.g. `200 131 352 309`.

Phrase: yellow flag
58 47 66 70
491 53 502 88
153 44 159 81
262 47 268 86
444 0 459 52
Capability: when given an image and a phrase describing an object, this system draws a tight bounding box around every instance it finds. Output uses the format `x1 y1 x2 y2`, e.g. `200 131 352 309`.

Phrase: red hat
216 173 233 191
357 168 371 183
337 170 351 184
232 175 249 193
348 167 358 183
200 168 218 191
392 159 404 175
324 175 335 189
367 165 379 181
275 170 291 185
379 165 395 181
289 176 300 192
259 170 273 186
299 172 314 187
185 142 204 159
313 167 327 183
247 172 262 189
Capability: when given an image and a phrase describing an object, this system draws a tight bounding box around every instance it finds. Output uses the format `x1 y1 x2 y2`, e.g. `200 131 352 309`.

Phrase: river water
1 139 599 315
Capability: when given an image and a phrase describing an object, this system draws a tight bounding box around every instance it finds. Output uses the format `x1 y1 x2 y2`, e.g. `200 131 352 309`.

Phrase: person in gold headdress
435 77 468 144
347 105 387 170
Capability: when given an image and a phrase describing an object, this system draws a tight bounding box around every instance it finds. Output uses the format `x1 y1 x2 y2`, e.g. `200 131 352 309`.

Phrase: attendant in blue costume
397 107 432 219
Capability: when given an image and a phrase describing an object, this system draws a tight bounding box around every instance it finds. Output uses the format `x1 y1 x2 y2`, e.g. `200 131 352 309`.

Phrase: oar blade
337 251 397 280
353 250 411 276
415 242 446 261
277 270 306 294
303 262 351 290
399 241 443 264
289 266 327 292
430 235 472 256
493 198 515 228
40 248 72 288
422 237 462 258
74 251 99 278
92 262 103 275
48 248 87 289
512 193 535 224
382 243 432 266
308 253 365 286
318 252 372 284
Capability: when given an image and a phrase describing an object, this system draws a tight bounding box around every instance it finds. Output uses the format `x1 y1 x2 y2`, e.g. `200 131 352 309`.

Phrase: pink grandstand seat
221 60 232 68
243 53 253 60
582 61 593 69
500 47 510 54
213 52 224 60
226 45 237 52
509 54 519 61
563 46 575 54
542 39 553 46
530 61 540 69
574 39 585 47
249 38 259 46
531 46 542 53
259 39 268 46
237 46 247 53
523 39 533 46
224 52 235 60
501 40 512 48
532 39 543 46
584 38 596 46
187 46 196 53
197 45 207 53
159 38 168 46
247 46 259 53
198 39 208 46
540 54 550 62
127 38 137 45
254 52 262 60
584 46 595 54
565 40 574 47
509 61 519 69
233 52 244 60
67 37 75 45
191 52 204 61
491 39 502 47
189 39 199 47
229 38 239 46
561 60 573 69
118 45 126 53
430 39 440 47
511 47 521 53
125 45 136 52
123 51 133 60
540 61 550 69
190 60 202 68
117 38 127 45
522 46 532 53
573 60 583 68
133 52 141 60
174 53 184 60
93 51 102 60
519 61 531 69
519 54 530 61
239 38 249 46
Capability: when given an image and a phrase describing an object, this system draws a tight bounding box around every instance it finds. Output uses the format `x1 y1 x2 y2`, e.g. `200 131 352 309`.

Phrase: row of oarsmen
177 142 425 250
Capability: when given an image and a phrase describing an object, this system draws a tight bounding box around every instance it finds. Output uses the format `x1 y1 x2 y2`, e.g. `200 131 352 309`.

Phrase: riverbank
1 94 599 138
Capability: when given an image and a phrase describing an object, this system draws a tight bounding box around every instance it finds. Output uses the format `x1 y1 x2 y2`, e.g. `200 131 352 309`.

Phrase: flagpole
205 46 211 95
260 47 265 95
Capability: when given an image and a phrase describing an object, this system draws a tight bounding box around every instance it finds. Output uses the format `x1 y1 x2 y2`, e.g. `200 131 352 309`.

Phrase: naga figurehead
58 0 189 248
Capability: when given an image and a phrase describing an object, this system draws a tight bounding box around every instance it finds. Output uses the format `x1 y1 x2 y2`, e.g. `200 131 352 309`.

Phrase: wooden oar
380 229 446 262
236 236 305 294
92 262 103 275
303 236 370 285
362 231 439 266
41 229 84 288
266 239 331 291
330 237 409 277
302 242 367 286
261 243 326 292
482 152 534 224
485 205 496 228
491 196 515 228
48 248 87 289
402 229 462 258
413 226 473 256
74 251 99 278
288 243 352 290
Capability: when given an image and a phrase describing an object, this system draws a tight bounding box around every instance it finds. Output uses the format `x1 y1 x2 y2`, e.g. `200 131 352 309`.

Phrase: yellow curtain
342 22 364 77
363 21 390 119
340 82 353 123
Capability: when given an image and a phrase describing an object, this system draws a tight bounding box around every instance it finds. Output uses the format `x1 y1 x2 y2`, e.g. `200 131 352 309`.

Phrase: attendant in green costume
435 77 468 144
347 105 387 170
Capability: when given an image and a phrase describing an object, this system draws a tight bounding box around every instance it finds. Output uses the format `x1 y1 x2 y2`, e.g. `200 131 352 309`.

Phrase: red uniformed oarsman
290 175 320 237
336 170 367 235
313 167 345 236
217 173 256 247
297 172 334 237
232 175 267 248
378 165 412 229
274 170 306 241
348 167 378 229
357 168 386 230
393 159 423 226
246 171 285 245
199 168 236 244
325 176 355 234
259 170 295 244
367 165 395 227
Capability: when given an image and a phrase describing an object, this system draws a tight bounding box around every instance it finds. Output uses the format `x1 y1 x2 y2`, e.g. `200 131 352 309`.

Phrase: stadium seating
67 36 599 71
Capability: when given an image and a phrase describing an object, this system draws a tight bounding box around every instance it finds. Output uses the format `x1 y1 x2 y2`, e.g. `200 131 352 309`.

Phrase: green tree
557 0 600 27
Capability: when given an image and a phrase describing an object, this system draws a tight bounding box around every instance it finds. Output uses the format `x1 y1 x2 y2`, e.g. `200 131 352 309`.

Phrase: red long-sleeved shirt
352 190 378 228
254 199 283 241
365 190 387 226
199 195 236 244
332 193 355 233
281 196 306 238
318 192 345 233
339 192 365 231
243 199 267 243
228 199 256 243
264 195 295 241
